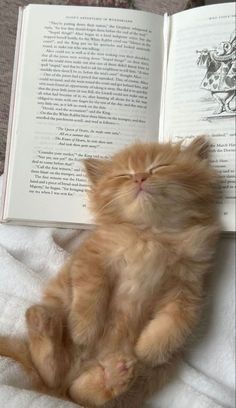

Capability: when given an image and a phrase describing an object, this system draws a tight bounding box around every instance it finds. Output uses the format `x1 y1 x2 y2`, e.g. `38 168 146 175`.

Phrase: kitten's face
84 137 217 228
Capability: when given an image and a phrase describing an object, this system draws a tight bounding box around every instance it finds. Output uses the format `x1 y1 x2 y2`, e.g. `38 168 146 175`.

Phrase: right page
162 3 235 232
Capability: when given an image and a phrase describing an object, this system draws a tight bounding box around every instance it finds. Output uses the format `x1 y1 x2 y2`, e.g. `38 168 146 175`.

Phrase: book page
162 3 235 232
4 5 164 225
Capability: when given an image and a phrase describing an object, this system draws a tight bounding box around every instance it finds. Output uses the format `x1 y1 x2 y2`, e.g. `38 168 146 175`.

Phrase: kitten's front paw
135 335 168 366
69 314 99 346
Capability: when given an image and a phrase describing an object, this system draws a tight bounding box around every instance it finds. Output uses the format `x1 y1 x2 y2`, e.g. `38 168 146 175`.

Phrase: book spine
158 13 171 143
0 7 24 221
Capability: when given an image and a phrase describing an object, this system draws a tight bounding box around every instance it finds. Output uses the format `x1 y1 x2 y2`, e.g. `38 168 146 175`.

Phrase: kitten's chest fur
105 226 168 305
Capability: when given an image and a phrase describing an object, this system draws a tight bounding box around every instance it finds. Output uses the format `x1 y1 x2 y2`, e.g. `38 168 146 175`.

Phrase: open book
1 3 235 232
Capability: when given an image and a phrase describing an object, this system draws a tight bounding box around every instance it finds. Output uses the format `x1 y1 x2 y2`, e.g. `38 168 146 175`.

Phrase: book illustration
197 30 236 116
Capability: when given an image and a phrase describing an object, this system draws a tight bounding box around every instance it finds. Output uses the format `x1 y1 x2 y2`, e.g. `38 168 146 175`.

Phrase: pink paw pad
117 360 128 371
102 355 136 397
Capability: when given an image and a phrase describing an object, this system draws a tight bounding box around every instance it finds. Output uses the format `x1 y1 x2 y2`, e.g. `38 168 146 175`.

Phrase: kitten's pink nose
133 173 148 184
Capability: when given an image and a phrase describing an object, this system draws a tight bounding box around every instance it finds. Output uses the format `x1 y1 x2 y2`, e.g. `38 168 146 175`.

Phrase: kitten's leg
68 255 110 346
24 262 73 390
69 353 137 406
135 294 200 366
42 250 110 347
26 304 72 389
0 335 44 390
42 261 72 309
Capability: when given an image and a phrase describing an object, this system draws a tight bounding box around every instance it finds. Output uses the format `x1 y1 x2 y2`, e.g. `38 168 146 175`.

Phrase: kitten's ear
83 158 110 184
185 136 210 160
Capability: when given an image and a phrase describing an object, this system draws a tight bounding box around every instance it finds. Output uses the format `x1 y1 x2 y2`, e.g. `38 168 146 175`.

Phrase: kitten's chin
135 189 150 199
122 193 157 226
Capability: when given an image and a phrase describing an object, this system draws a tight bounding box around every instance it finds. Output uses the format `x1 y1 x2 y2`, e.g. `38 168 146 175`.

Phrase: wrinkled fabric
0 177 235 407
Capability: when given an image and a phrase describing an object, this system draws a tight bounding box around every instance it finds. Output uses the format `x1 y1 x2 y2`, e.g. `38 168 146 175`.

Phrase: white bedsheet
0 178 235 408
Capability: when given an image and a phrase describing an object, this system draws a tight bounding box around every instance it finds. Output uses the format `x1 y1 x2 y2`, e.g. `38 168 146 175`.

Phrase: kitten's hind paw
69 354 137 406
102 354 137 397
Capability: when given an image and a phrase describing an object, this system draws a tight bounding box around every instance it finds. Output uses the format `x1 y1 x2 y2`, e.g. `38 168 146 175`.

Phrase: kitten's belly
96 226 167 353
96 278 158 354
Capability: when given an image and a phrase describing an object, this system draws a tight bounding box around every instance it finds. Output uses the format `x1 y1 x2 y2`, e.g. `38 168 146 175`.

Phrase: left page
2 5 164 226
161 3 236 233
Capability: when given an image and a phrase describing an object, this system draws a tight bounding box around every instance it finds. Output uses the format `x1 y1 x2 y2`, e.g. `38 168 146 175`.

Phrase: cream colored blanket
0 179 235 408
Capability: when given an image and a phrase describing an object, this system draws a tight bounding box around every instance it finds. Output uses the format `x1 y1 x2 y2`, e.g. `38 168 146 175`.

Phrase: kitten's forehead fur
84 136 210 179
112 142 181 174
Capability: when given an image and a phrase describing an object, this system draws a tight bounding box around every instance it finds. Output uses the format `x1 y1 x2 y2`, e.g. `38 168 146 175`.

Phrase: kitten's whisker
96 192 130 214
147 180 206 195
95 188 135 215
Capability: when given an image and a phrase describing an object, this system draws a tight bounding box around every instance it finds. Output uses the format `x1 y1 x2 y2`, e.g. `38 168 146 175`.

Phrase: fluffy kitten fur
0 137 220 407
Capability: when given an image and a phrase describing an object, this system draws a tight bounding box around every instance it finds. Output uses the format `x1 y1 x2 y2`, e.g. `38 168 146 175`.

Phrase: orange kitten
0 137 220 407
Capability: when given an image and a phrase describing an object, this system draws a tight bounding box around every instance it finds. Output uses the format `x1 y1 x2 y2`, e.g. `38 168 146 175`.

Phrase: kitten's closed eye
149 164 170 174
113 174 132 179
112 164 170 180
